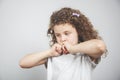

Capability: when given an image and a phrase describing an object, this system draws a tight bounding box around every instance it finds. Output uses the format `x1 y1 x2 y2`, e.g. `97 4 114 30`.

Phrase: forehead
53 23 75 33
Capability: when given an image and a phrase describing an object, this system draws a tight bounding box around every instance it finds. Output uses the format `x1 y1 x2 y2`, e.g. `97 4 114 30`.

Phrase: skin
53 23 79 54
19 23 106 68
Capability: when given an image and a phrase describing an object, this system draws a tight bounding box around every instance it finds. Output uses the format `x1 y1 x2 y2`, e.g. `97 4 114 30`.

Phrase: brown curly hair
47 7 101 46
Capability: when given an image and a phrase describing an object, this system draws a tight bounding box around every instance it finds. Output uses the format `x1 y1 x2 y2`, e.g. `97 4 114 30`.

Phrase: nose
61 35 67 42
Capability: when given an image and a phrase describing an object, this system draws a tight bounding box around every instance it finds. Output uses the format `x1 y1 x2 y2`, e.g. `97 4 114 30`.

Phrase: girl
19 7 107 80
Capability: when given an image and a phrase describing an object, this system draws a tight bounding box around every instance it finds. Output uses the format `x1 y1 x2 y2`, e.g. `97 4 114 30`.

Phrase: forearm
19 49 52 68
71 39 106 58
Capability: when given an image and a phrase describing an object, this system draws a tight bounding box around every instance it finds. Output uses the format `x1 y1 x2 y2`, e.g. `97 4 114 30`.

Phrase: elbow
97 40 106 56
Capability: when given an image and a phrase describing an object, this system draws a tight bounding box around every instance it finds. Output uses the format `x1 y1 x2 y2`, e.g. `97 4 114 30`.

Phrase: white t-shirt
47 53 100 80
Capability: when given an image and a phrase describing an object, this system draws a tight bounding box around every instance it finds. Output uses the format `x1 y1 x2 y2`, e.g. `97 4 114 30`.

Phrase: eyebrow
54 33 60 34
55 31 70 34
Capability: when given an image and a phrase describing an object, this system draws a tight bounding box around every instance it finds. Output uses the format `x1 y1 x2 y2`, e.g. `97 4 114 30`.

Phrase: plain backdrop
0 0 120 80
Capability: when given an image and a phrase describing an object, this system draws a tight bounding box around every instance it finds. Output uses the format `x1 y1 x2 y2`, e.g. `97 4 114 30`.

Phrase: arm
19 50 51 68
64 39 107 59
19 43 63 68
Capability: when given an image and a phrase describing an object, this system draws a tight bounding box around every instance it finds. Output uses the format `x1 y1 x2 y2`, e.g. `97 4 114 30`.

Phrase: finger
55 46 63 55
62 45 69 54
63 46 69 54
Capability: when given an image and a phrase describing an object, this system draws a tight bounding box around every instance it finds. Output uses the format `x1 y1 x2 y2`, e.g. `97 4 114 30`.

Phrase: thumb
62 45 69 54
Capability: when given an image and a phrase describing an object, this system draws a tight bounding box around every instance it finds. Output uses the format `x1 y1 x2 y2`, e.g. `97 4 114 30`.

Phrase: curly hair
47 7 101 46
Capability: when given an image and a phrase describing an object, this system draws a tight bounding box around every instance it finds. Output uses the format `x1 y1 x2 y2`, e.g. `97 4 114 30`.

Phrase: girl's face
53 23 79 45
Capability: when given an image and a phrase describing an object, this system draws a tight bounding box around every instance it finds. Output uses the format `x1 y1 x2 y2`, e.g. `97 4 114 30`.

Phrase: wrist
70 45 77 54
44 49 53 58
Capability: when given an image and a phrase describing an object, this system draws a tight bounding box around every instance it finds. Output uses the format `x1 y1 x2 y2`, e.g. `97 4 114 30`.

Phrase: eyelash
65 32 69 35
56 34 60 37
55 32 71 37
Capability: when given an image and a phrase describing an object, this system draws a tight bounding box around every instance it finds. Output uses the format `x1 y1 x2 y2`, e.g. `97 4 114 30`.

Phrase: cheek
68 35 78 45
56 37 61 43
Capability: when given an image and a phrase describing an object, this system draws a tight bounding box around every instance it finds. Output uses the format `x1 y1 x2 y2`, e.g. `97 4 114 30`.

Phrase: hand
50 43 63 57
61 44 69 54
62 42 73 54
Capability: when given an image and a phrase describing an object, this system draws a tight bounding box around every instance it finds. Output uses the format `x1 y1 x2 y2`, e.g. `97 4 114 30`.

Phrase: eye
55 34 60 37
65 32 70 35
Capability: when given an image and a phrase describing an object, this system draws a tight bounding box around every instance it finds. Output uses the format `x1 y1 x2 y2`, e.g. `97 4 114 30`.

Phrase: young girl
19 7 107 80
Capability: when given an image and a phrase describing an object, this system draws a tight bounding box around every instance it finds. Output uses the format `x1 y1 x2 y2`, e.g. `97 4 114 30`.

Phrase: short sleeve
87 55 101 69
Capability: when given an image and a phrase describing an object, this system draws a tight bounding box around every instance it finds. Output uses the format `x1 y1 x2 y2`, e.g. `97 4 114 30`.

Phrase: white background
0 0 120 80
